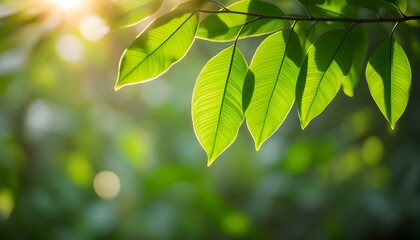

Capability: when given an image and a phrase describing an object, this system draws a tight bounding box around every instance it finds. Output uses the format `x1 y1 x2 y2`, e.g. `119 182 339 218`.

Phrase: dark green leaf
342 25 368 97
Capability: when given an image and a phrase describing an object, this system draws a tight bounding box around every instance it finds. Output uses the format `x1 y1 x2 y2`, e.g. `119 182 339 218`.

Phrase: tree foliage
115 0 418 165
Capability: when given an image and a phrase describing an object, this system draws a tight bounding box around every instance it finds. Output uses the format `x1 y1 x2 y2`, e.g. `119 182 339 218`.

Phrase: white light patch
93 171 121 200
58 0 80 9
25 100 54 139
79 15 110 41
55 34 84 62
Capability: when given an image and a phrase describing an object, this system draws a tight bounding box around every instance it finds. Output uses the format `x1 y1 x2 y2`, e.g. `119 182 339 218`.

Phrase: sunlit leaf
296 29 353 129
365 36 411 129
197 0 287 41
192 47 248 166
246 29 302 150
342 25 368 97
177 0 210 10
298 0 357 17
115 10 198 90
113 0 163 28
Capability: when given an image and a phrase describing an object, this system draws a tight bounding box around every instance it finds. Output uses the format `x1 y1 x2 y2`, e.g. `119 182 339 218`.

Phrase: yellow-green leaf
296 29 353 129
246 29 302 150
115 10 198 90
298 0 357 17
365 36 411 129
113 0 163 28
192 47 248 166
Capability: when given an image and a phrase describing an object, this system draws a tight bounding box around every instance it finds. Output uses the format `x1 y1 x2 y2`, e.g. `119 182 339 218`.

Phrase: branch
197 9 420 24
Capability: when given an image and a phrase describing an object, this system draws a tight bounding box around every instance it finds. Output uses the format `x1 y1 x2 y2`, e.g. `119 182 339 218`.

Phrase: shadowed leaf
296 29 353 129
342 25 368 97
365 36 411 129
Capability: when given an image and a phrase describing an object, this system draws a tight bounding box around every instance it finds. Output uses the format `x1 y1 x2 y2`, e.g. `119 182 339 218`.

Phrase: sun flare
58 0 80 9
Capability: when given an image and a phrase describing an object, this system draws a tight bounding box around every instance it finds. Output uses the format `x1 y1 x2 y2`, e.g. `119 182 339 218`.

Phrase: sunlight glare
58 0 80 9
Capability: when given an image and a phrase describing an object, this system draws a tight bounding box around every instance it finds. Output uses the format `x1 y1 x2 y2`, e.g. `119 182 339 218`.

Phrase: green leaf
298 0 357 17
345 0 378 12
113 0 163 28
347 0 406 16
365 36 411 129
192 46 248 166
246 29 302 150
296 29 353 129
384 0 407 13
115 10 198 90
342 25 368 97
197 0 287 42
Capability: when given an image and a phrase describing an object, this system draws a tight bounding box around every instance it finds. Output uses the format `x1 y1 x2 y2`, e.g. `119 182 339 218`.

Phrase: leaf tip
390 122 396 130
300 120 308 130
207 158 215 167
343 90 354 98
114 83 123 91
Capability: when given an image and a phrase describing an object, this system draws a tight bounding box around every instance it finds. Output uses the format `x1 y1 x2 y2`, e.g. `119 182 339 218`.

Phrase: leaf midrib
304 29 349 123
209 47 238 159
257 29 293 145
385 37 393 121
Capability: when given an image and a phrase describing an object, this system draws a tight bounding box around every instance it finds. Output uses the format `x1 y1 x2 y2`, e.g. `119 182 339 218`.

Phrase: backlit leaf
298 0 357 17
115 10 198 90
246 29 302 150
365 36 411 129
192 47 248 166
296 29 353 129
113 0 163 28
197 0 287 41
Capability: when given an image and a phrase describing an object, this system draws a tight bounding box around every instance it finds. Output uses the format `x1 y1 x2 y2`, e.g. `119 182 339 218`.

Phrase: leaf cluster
115 0 416 166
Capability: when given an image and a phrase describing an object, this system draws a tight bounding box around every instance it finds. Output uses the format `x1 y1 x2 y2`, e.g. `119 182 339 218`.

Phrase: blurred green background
1 0 420 239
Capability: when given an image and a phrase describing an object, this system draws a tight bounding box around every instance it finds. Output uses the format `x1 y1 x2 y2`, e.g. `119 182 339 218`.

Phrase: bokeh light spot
361 136 384 165
79 15 110 41
222 212 250 236
283 142 312 174
55 34 84 62
0 188 14 218
66 152 93 186
93 171 121 200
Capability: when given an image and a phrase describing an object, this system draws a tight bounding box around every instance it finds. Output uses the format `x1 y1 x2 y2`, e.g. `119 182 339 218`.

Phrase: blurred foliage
0 0 420 239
